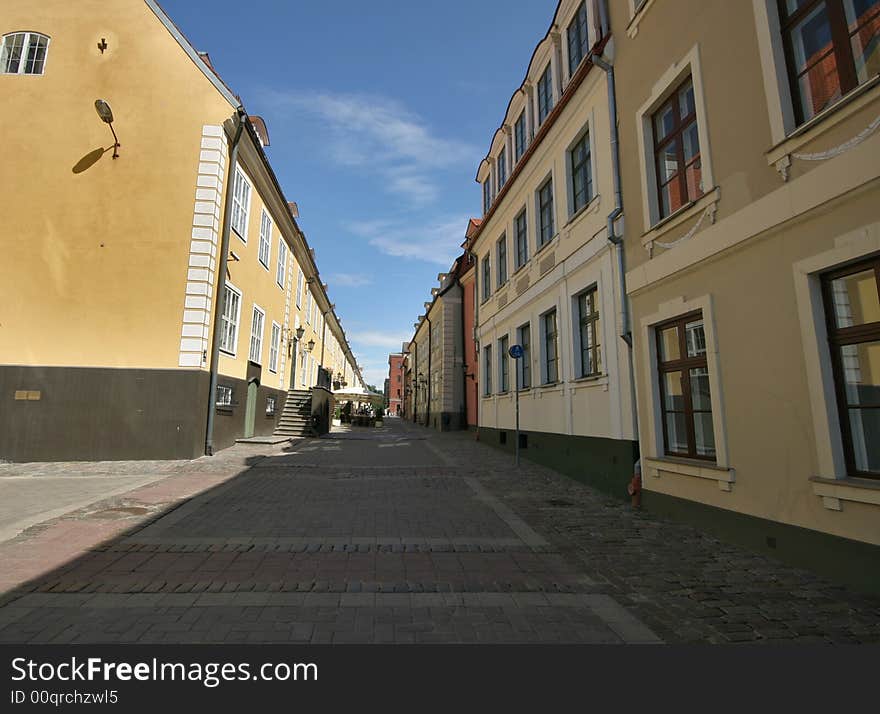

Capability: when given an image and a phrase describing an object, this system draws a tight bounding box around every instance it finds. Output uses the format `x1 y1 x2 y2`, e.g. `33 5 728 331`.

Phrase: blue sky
161 0 555 388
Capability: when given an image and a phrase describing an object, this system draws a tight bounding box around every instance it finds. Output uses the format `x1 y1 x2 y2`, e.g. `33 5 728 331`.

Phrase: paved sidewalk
0 420 878 644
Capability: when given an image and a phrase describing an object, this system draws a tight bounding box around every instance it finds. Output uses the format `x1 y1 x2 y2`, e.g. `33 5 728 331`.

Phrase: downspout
424 314 433 428
205 107 246 456
466 247 479 433
458 276 467 431
591 37 639 437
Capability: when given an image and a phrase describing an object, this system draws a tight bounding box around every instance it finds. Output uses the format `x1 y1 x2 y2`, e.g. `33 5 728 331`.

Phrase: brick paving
0 420 878 643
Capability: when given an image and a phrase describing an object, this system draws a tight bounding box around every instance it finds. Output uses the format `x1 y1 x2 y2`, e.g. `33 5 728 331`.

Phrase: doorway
244 379 258 438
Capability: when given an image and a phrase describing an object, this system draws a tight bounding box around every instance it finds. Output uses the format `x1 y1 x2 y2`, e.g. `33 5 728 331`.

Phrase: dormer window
1 32 49 75
497 146 508 191
482 178 492 214
514 111 527 161
537 63 553 125
567 1 590 77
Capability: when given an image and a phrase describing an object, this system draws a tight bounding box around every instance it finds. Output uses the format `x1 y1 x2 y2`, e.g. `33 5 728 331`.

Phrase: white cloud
328 273 372 288
345 215 467 267
261 89 476 205
350 331 411 350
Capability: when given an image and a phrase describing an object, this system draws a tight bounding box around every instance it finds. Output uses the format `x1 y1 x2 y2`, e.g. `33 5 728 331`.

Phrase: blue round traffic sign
509 344 524 359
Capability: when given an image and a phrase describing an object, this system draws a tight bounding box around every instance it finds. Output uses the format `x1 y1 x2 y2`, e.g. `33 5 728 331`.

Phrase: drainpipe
466 247 479 433
205 107 246 456
457 277 467 431
424 314 433 428
591 41 639 436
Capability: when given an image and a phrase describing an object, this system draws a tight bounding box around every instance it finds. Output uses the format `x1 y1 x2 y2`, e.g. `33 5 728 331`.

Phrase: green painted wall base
643 490 880 595
477 426 639 500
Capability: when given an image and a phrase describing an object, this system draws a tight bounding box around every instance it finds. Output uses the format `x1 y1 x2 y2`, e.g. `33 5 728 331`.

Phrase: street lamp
94 99 120 159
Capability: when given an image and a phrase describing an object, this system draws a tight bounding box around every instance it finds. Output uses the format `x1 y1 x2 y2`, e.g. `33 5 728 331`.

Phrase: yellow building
0 0 363 460
467 0 639 494
610 0 879 589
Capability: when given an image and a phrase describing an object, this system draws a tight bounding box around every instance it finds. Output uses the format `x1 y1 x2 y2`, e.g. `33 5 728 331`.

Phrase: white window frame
535 173 557 250
539 308 560 385
296 268 303 308
231 165 252 242
483 344 493 395
497 146 508 192
1 32 50 75
276 239 287 288
306 290 312 323
565 116 598 219
516 322 532 389
269 321 281 374
249 304 265 364
219 282 242 357
636 44 716 230
497 335 510 393
266 396 276 416
216 384 233 407
258 209 272 269
639 294 732 486
792 224 880 485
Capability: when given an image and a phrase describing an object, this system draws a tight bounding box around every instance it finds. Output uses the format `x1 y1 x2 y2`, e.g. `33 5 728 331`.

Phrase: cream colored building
468 0 639 493
610 0 879 588
0 0 363 460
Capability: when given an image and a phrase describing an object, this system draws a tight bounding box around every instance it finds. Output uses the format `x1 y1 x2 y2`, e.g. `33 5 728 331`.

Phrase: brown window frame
821 255 880 478
778 0 880 126
656 311 715 462
651 76 703 221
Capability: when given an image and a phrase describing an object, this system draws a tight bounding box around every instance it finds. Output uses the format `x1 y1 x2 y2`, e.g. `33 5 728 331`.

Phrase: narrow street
0 420 878 644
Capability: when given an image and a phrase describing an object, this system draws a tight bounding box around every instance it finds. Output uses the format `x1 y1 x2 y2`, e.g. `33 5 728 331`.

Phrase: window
537 63 554 125
231 166 251 240
542 310 559 384
497 147 508 191
306 290 312 323
577 287 601 377
483 178 492 214
216 384 233 407
249 305 265 364
570 130 593 214
822 257 880 476
258 210 272 268
269 322 281 373
482 255 492 302
499 336 510 392
276 239 287 288
497 234 508 287
296 269 303 308
517 323 531 389
515 111 527 162
537 177 555 247
515 209 529 269
652 78 703 219
656 313 716 460
778 0 880 126
483 344 493 395
300 353 307 386
219 284 241 355
1 32 49 75
568 2 590 77
266 396 276 416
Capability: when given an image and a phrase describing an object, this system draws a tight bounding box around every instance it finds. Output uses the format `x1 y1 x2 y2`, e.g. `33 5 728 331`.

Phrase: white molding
792 222 880 481
638 294 731 474
636 43 716 232
179 125 226 369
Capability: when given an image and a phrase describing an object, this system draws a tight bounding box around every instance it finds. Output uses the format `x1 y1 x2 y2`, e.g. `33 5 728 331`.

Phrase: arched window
1 32 50 75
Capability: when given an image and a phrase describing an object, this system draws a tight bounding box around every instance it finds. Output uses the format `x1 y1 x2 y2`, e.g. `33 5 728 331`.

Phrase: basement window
266 396 276 416
216 384 233 407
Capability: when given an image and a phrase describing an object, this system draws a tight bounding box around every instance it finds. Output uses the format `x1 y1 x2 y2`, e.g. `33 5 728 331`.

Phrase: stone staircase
273 389 314 438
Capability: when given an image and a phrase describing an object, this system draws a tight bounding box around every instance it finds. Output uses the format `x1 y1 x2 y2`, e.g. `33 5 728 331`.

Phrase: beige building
0 0 363 460
406 258 469 431
468 0 639 493
610 0 879 588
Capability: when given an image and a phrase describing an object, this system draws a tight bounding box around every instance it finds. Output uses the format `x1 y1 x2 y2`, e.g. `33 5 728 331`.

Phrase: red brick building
387 352 405 416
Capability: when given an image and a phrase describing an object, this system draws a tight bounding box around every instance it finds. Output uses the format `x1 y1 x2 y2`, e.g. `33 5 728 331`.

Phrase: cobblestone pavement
0 420 878 644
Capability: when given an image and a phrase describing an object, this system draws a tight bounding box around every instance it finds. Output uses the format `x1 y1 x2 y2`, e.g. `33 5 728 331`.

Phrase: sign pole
508 343 524 468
